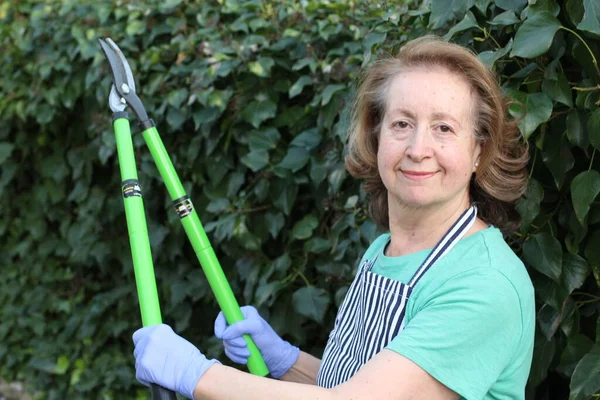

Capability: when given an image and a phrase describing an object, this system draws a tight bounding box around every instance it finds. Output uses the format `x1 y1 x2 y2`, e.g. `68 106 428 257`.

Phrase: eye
392 121 410 129
438 124 453 133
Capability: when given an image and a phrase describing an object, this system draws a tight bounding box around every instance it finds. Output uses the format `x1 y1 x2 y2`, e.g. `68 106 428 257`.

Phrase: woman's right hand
214 305 300 379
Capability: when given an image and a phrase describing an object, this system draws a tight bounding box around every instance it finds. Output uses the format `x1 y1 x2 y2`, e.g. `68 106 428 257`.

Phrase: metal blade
98 38 136 96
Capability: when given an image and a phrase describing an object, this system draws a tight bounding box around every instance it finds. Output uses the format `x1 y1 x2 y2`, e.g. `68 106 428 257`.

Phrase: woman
133 36 535 400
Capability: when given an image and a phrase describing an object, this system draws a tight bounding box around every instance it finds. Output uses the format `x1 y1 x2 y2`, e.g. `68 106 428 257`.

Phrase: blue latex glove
214 305 299 379
133 324 220 399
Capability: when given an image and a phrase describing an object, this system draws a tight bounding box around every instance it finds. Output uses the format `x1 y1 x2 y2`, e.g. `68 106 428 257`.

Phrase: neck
386 195 474 257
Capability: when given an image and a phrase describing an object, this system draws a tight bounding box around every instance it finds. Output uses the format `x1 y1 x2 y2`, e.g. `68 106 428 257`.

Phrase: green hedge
0 0 599 399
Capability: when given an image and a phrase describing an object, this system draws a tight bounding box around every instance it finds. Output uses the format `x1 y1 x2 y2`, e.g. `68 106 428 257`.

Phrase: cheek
439 153 473 179
377 140 396 168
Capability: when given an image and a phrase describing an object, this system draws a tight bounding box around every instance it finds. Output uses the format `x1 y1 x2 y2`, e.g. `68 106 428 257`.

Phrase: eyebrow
387 107 416 120
431 112 463 129
387 108 463 129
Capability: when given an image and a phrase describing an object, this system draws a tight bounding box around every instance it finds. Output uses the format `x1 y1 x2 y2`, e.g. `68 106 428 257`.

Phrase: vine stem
572 292 600 300
589 149 596 172
529 148 536 179
560 26 600 78
573 84 600 91
297 270 311 287
576 298 600 307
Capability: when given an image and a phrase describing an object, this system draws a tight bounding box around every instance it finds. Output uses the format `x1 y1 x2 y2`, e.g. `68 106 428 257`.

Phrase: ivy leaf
588 109 600 150
522 232 562 282
248 57 275 77
362 32 387 51
241 149 269 172
509 91 553 139
571 170 600 224
289 76 312 99
310 158 328 186
29 358 60 374
277 147 310 172
429 0 476 29
166 108 186 131
474 0 491 14
566 0 585 26
515 178 544 230
206 198 231 214
532 274 569 311
558 334 594 377
541 128 574 189
528 333 555 387
585 230 600 275
537 304 562 341
292 287 330 324
494 0 527 11
292 215 319 240
444 11 478 40
570 345 600 400
0 142 15 165
566 213 588 253
542 73 573 108
511 11 562 58
36 103 55 125
168 88 189 108
488 10 520 25
264 211 285 239
125 20 146 36
561 253 589 294
321 84 346 106
242 100 277 128
566 109 589 148
271 181 297 215
525 0 561 17
478 39 512 69
230 18 249 33
248 127 280 151
577 0 600 35
304 238 331 254
290 128 322 150
208 89 233 111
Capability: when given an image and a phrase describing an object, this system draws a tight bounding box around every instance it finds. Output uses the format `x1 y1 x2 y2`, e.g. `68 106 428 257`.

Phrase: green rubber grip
113 116 180 399
141 125 269 377
114 116 163 326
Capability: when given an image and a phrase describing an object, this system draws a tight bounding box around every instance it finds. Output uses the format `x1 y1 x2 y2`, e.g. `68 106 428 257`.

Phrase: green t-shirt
361 227 534 400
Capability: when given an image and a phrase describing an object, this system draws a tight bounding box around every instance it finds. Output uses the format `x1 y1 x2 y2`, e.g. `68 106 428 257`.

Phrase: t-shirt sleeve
385 269 522 400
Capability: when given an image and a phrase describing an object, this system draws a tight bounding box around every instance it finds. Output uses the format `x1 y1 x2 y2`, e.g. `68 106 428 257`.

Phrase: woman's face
377 67 481 212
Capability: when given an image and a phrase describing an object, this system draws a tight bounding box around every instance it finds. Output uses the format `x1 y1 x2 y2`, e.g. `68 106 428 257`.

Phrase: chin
395 195 437 209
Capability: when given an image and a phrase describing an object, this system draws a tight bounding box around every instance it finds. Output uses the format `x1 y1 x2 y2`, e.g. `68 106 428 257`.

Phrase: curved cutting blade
98 37 136 96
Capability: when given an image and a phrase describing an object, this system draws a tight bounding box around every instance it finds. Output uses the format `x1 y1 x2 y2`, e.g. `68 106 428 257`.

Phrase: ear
473 142 482 173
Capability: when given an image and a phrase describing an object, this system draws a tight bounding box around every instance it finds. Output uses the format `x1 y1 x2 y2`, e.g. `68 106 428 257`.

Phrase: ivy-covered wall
1 0 599 399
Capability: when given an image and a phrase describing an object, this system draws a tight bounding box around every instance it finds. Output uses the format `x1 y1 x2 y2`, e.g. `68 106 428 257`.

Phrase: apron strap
408 206 477 287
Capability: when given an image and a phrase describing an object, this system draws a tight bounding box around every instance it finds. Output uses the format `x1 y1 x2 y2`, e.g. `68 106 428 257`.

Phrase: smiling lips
401 170 437 180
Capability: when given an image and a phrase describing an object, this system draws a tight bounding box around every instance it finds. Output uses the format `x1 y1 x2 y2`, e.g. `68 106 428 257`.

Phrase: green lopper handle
141 123 269 377
113 114 178 400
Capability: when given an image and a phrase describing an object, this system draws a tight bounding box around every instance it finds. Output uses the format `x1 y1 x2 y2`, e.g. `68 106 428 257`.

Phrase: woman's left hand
133 324 220 399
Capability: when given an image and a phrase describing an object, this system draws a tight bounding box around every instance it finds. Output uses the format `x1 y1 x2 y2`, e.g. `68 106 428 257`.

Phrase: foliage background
1 0 599 399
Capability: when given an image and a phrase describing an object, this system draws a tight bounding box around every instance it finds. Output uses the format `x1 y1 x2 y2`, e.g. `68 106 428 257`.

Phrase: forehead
384 67 475 121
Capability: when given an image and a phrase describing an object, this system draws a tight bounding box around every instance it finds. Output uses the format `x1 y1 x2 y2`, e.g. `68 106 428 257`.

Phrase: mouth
400 170 437 181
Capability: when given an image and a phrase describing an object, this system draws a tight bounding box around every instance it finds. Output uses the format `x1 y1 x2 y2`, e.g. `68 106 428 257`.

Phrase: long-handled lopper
97 37 270 399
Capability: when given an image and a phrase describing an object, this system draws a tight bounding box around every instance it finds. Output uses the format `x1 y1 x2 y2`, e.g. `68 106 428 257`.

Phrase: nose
405 126 433 162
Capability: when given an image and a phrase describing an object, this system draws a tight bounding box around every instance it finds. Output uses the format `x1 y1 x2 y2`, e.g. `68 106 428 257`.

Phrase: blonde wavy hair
345 36 529 233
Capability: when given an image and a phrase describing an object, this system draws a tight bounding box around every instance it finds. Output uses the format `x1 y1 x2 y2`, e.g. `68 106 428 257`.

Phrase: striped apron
317 206 477 388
